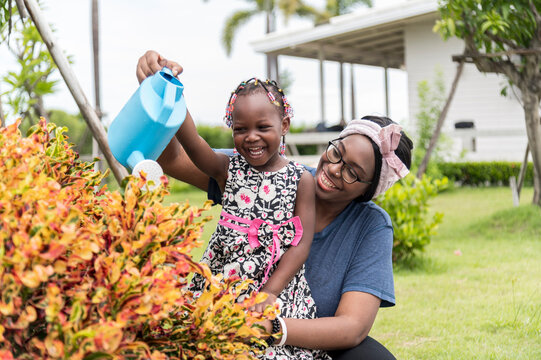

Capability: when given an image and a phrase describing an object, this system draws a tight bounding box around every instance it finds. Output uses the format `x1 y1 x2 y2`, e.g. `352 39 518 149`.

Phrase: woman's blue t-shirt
207 160 395 318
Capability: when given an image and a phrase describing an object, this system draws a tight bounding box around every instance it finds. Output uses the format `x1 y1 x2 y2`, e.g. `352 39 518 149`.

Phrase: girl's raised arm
175 110 229 189
135 51 229 188
156 125 211 191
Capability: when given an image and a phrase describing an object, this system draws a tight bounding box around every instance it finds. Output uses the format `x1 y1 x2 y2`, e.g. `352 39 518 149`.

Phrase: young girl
177 78 329 359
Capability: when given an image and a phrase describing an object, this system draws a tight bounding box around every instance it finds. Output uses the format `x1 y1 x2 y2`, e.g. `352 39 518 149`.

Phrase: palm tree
324 0 372 18
280 0 372 25
209 1 372 78
202 0 319 80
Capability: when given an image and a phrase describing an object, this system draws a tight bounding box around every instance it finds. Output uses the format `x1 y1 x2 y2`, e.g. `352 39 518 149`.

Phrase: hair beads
223 78 294 128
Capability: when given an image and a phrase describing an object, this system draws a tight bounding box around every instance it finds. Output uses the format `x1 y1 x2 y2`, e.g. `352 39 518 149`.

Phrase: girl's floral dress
191 155 330 360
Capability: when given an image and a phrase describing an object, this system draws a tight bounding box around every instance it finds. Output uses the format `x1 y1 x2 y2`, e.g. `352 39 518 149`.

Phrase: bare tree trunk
522 92 541 205
33 94 47 118
22 0 128 184
417 61 465 178
91 0 103 174
0 85 5 127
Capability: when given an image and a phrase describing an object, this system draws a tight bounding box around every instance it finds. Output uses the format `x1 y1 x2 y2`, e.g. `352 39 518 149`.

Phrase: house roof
251 0 439 69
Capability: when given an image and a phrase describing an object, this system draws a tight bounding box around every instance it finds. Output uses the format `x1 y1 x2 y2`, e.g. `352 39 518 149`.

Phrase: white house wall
405 19 528 161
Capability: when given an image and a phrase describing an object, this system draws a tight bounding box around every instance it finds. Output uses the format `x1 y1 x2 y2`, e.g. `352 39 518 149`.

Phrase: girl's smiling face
231 92 290 171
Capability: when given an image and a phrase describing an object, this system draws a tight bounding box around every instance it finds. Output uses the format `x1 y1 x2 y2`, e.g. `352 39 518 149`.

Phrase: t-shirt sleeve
342 221 396 307
206 149 234 206
208 177 222 205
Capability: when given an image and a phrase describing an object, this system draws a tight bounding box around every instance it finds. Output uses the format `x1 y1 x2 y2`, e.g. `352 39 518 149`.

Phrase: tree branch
529 0 541 24
452 47 541 60
458 36 525 87
15 0 27 18
486 31 520 50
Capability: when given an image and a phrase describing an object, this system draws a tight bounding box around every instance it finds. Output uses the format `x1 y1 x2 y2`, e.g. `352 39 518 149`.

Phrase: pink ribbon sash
218 210 303 287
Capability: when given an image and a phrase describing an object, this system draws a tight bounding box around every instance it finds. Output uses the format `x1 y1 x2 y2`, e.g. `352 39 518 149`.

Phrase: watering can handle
157 67 177 124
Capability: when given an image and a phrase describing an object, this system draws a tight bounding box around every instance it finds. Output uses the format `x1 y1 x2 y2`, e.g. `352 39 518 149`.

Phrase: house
251 0 528 161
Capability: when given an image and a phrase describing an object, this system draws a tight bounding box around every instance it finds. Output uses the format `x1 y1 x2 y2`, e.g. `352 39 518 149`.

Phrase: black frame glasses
326 140 372 185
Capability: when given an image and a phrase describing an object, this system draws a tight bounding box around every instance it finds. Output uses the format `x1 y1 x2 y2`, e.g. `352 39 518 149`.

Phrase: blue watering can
108 67 187 188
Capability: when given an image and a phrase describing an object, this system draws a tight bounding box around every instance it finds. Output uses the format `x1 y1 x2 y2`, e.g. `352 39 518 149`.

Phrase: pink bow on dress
219 211 303 287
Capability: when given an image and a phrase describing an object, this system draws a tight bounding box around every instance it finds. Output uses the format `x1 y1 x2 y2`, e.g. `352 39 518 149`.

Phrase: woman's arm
285 292 380 349
264 291 381 350
260 171 315 300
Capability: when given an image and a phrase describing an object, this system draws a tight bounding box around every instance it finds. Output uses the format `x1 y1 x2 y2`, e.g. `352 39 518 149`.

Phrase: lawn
165 186 541 359
374 186 541 359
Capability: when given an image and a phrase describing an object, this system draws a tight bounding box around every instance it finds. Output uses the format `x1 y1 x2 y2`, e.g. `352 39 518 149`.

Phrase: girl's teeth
249 147 263 155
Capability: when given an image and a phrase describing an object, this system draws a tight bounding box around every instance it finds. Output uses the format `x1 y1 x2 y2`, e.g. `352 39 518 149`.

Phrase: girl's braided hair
224 78 293 127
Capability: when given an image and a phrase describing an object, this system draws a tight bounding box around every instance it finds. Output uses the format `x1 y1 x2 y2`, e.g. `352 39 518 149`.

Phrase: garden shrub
439 161 534 186
0 119 275 359
196 125 233 149
375 175 448 263
289 126 318 156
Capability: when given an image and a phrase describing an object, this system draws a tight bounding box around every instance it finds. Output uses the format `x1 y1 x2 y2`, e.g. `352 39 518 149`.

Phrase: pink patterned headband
339 119 409 198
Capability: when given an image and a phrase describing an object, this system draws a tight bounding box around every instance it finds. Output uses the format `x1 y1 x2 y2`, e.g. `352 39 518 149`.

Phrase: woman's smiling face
314 134 376 204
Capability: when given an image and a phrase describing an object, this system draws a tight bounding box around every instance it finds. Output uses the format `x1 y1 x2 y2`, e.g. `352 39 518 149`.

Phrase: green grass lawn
374 187 541 359
165 186 541 359
164 190 221 262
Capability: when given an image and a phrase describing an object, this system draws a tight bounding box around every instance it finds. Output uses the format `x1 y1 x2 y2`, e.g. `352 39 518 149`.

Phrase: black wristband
265 317 282 347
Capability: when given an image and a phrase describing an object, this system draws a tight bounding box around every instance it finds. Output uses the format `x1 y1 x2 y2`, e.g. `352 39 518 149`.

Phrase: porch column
319 47 326 126
384 66 389 117
350 63 356 121
339 61 345 126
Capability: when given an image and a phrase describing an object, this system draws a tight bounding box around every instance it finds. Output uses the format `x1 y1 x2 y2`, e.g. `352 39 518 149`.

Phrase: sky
0 0 409 129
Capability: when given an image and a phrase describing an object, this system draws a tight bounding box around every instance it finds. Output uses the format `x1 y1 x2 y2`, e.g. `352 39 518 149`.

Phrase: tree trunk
522 92 541 205
0 86 5 127
417 61 465 178
91 0 102 173
22 0 128 185
32 94 47 118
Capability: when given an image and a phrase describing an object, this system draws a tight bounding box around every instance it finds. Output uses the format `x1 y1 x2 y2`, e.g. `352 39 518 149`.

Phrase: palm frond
278 0 321 23
327 0 372 17
222 9 258 56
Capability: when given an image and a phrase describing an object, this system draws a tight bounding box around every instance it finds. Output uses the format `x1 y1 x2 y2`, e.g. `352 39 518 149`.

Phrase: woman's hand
254 292 278 313
136 50 183 84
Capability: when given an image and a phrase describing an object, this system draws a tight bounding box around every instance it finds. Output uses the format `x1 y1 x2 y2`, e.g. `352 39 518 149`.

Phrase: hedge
438 161 534 186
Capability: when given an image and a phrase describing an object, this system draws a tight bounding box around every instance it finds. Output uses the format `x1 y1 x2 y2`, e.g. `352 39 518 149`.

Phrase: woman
136 51 413 360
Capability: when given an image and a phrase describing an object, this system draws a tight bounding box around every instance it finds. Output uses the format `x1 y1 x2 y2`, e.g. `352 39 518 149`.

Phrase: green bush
438 161 534 186
375 175 448 263
48 109 92 155
289 125 318 156
197 125 233 149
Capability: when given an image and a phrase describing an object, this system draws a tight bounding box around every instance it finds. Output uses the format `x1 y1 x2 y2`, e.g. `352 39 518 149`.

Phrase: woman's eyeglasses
325 140 372 184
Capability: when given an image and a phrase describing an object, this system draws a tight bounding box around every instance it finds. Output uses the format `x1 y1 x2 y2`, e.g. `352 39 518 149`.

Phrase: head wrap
339 119 409 198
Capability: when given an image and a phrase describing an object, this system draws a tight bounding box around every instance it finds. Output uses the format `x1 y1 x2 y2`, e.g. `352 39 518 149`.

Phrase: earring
280 135 286 157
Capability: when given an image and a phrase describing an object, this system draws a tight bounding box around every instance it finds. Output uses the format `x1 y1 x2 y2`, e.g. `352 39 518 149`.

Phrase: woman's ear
281 116 291 135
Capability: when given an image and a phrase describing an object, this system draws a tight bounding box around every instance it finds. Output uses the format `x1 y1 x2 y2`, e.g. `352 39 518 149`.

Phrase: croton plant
0 119 276 359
